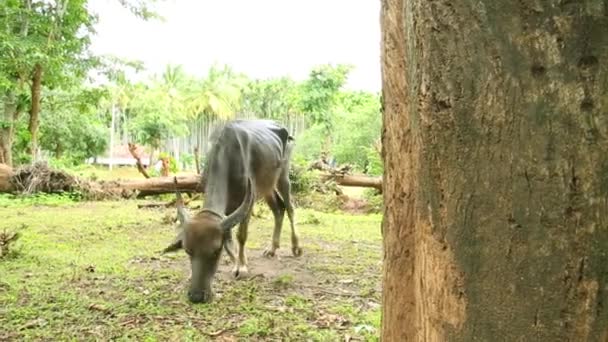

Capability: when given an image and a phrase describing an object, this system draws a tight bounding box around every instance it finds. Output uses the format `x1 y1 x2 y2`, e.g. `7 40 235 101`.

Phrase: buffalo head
163 179 253 304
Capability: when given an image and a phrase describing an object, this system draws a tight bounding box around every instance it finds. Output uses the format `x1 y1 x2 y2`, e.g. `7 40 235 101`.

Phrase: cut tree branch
128 143 150 178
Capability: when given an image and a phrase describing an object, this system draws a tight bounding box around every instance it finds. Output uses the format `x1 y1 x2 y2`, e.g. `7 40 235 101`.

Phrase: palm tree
185 63 246 120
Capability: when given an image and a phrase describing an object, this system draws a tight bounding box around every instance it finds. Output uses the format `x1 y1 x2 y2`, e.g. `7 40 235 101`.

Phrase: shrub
363 188 383 213
289 155 316 195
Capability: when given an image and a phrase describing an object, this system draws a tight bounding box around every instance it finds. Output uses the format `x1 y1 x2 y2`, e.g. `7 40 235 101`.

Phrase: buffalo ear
162 232 184 254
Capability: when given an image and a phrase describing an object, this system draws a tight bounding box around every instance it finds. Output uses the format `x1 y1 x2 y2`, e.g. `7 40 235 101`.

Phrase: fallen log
109 174 200 193
0 162 203 199
0 163 382 198
99 173 203 198
320 173 383 193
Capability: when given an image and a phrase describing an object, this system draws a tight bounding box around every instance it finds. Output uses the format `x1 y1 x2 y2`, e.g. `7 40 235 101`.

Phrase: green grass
65 165 199 182
0 197 382 341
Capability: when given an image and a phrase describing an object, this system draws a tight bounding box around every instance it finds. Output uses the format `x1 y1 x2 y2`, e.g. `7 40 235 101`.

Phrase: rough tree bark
28 63 43 161
381 0 608 341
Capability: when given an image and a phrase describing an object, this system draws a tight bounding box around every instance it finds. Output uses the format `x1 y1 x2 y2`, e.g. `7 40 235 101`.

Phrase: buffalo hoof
262 247 277 258
188 290 212 304
232 265 249 279
292 246 303 257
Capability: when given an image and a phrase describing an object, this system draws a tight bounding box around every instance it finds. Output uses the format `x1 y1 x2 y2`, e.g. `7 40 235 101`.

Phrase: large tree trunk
381 1 608 341
0 93 17 166
28 64 43 161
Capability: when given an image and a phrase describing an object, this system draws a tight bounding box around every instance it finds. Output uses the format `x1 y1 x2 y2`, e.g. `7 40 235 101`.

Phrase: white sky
88 0 382 92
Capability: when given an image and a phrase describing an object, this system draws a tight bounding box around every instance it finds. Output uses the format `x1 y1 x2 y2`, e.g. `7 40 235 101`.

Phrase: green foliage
185 63 247 120
158 152 178 173
363 188 383 213
12 121 32 165
293 124 326 162
331 91 382 173
288 155 316 195
179 152 194 170
40 86 109 165
365 146 383 176
109 63 245 151
1 5 381 173
0 0 163 165
0 193 80 208
300 64 353 131
241 77 301 119
0 0 98 90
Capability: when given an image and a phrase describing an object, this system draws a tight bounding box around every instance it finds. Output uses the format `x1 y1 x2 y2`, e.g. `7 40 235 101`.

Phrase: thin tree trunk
0 93 17 166
28 63 43 161
109 104 116 171
194 146 201 174
381 0 608 341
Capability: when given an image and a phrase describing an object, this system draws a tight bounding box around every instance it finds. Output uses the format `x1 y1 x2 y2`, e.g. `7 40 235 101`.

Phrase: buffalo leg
277 173 302 257
233 211 252 278
223 231 237 265
262 192 285 258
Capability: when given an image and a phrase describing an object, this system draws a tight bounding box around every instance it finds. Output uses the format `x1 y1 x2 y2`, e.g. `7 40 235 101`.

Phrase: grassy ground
67 165 163 181
0 195 382 341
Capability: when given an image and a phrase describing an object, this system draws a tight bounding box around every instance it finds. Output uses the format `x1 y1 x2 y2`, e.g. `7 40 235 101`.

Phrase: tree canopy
0 2 381 174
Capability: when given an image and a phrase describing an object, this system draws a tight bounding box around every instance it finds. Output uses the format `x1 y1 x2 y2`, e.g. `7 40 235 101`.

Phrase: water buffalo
163 119 301 303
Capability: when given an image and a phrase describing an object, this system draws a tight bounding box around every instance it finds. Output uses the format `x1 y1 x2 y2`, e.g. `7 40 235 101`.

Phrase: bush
363 188 383 213
364 146 383 176
289 155 316 195
180 152 195 171
331 93 381 173
158 152 179 173
149 152 179 177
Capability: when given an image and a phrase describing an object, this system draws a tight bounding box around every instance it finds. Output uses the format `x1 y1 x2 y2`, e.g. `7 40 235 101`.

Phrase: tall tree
0 0 162 164
0 0 32 166
300 64 352 150
381 0 608 341
186 63 246 120
241 77 301 120
25 0 96 160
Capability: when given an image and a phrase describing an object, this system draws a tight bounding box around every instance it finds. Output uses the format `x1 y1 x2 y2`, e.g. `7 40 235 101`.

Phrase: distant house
86 144 151 167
